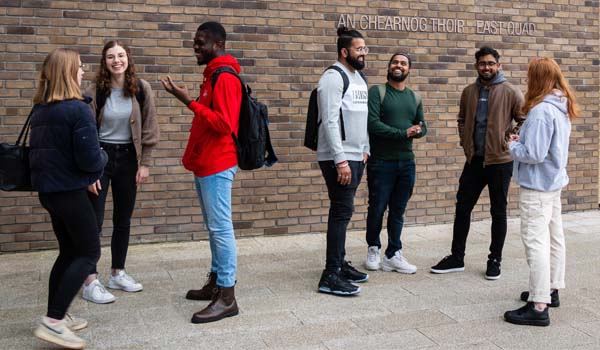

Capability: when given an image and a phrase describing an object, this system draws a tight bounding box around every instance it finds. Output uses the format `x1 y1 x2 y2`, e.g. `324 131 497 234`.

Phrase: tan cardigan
85 79 160 167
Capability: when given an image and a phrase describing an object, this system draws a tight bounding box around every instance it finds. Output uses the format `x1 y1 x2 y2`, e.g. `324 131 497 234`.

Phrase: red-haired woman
82 41 159 304
504 58 580 326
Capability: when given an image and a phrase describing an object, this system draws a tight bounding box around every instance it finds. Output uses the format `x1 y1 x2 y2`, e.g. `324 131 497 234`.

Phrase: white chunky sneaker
108 270 143 292
382 250 417 274
365 246 381 271
34 317 86 349
82 279 115 304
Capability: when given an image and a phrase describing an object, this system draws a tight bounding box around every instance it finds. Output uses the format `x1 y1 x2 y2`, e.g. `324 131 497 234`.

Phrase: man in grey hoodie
316 26 370 296
431 46 525 280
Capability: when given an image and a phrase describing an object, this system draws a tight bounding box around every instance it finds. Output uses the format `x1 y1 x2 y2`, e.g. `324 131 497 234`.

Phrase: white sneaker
82 279 115 304
34 317 86 349
365 246 381 271
108 270 143 292
382 251 417 274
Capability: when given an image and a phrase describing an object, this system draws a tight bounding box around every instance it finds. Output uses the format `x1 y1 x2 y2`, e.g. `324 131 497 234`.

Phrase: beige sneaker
34 317 86 349
64 313 88 331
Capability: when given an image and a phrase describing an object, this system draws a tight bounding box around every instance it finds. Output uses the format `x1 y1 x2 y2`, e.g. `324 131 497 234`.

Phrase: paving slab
0 210 599 349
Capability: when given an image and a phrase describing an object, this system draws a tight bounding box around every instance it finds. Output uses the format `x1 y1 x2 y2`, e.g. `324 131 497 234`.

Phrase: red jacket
182 55 242 177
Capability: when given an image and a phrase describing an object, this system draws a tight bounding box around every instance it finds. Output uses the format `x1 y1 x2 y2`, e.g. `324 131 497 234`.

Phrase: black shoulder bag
0 107 34 191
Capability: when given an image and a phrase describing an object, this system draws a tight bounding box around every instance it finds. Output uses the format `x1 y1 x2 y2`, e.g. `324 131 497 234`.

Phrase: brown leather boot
191 285 239 324
186 272 217 301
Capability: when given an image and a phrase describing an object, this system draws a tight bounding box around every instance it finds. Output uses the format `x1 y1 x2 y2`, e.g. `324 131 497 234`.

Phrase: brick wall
1 0 598 252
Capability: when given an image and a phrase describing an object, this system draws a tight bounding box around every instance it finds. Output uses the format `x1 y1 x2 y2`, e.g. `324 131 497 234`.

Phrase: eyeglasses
353 46 369 54
477 61 497 68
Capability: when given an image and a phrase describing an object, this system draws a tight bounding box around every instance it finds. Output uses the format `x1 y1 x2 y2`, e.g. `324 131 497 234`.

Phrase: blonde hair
33 48 83 104
521 57 580 119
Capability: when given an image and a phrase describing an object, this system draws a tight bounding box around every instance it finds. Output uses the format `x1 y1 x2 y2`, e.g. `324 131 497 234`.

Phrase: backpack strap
135 78 146 109
414 91 422 108
324 65 350 141
210 66 241 108
377 84 386 105
95 85 107 124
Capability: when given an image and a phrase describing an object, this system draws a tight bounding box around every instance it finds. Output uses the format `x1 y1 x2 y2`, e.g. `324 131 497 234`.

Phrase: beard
478 71 497 81
346 55 365 71
387 71 409 82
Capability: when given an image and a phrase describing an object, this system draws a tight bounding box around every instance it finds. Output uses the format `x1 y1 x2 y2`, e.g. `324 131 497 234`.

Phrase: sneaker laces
120 272 137 284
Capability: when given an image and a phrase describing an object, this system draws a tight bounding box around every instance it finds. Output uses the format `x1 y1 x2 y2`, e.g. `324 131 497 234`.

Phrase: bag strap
377 84 386 105
324 65 350 141
414 91 422 108
16 106 35 146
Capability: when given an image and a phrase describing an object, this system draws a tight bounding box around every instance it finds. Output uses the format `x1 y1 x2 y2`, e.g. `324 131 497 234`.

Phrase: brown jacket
458 80 524 165
85 79 160 167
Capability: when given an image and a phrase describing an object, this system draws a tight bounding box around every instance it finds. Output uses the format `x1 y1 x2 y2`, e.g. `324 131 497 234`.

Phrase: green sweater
368 83 427 160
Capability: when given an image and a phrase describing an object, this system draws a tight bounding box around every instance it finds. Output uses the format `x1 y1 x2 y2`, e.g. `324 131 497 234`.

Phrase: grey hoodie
474 72 507 156
509 92 571 192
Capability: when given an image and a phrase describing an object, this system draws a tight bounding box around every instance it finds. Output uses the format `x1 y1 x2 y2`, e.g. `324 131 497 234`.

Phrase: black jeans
88 143 138 272
39 189 100 320
319 160 365 272
451 157 513 261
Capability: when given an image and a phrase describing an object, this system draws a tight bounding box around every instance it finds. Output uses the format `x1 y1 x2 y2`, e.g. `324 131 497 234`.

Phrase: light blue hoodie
509 92 571 192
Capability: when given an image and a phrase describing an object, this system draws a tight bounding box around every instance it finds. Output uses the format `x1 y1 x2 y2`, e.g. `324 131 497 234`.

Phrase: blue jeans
319 160 365 272
194 166 237 288
366 158 416 258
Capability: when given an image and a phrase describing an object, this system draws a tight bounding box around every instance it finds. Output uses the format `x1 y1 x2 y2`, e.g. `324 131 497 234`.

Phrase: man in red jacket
162 21 242 324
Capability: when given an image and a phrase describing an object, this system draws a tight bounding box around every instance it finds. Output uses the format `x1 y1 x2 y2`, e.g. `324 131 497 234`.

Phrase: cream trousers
519 187 566 304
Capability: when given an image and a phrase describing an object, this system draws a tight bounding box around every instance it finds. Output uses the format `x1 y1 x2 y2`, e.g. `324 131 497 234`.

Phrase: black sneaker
520 289 560 307
318 270 360 296
504 302 550 326
430 255 465 274
341 260 368 283
485 258 501 280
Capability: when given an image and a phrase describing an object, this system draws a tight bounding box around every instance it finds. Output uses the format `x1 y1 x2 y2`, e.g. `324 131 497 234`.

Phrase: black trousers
319 160 365 272
88 143 138 272
451 157 513 261
39 189 100 320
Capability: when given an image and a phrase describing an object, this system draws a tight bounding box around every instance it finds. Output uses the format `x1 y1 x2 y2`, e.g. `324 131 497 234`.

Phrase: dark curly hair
336 25 364 56
96 40 138 98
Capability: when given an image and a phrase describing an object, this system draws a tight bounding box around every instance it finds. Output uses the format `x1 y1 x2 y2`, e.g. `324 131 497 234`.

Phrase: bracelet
336 163 349 169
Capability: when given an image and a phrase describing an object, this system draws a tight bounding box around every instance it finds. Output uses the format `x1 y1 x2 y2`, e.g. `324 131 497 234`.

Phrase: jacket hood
203 54 241 78
476 71 506 86
542 91 568 114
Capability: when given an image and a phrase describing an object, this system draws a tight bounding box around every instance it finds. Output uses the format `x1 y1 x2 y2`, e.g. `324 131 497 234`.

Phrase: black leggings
39 189 100 320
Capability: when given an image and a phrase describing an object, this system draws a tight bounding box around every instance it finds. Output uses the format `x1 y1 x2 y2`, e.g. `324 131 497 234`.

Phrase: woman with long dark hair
504 58 580 326
30 48 107 349
81 40 159 304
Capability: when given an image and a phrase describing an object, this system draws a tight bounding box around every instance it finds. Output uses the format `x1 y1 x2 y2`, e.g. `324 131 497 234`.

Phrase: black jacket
29 97 108 193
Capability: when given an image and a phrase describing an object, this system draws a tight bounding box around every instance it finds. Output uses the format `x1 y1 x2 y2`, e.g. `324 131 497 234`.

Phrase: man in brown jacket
431 46 524 280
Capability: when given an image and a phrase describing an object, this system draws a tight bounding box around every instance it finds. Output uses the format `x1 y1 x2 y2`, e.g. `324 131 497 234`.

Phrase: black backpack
211 66 277 171
95 79 145 121
304 66 366 151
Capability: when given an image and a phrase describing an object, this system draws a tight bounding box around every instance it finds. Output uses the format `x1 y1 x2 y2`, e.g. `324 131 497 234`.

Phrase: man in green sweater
364 52 427 273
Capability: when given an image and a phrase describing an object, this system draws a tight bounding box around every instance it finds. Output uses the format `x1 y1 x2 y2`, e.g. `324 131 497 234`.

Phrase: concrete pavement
1 210 600 349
